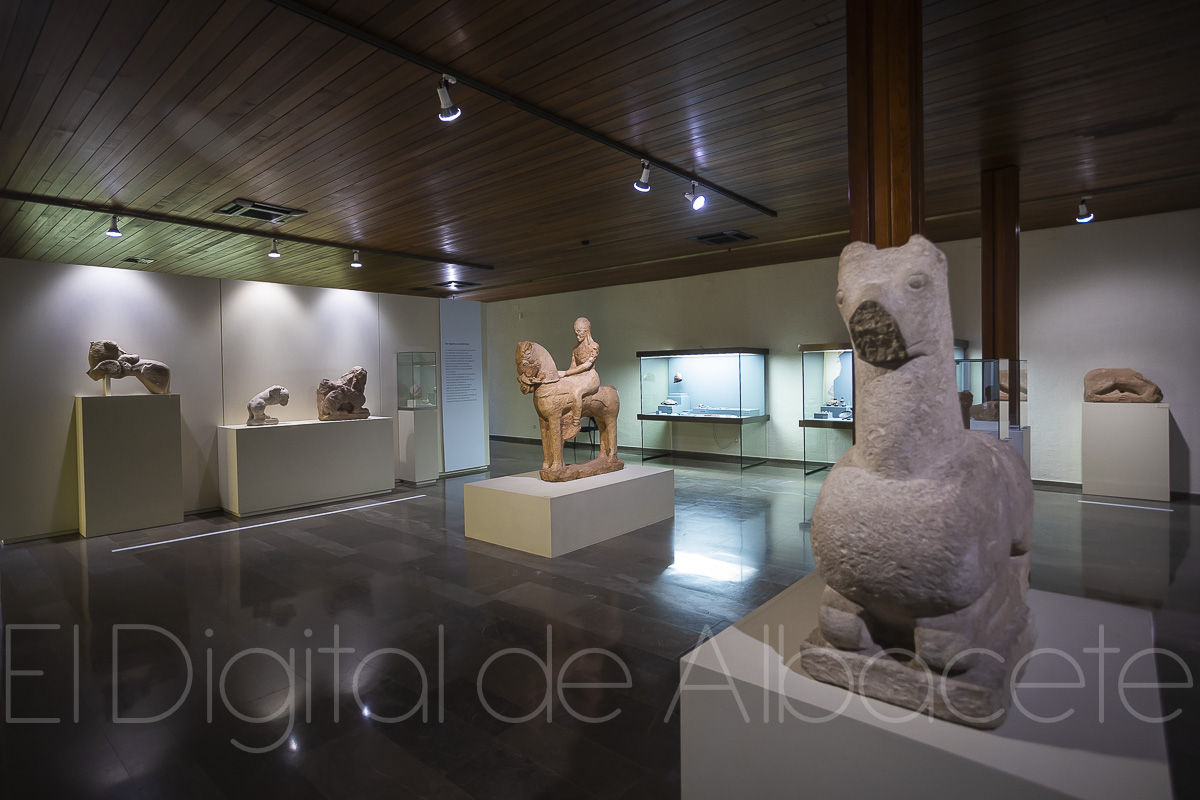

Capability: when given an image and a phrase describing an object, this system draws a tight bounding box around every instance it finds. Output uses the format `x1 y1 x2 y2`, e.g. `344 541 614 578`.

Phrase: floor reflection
0 440 1196 798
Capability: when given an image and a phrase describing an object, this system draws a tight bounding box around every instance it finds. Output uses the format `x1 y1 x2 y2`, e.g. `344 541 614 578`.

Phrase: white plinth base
464 465 674 557
681 573 1170 800
397 408 439 485
218 416 395 517
1082 402 1170 501
75 394 184 537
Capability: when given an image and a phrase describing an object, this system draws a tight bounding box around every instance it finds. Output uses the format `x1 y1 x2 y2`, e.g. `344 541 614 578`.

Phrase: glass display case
397 351 438 408
636 348 768 469
956 358 1027 438
798 343 854 473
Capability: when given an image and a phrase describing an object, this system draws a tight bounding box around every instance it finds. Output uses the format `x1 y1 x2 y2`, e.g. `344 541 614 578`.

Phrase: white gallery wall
485 239 984 465
0 258 448 542
485 209 1200 494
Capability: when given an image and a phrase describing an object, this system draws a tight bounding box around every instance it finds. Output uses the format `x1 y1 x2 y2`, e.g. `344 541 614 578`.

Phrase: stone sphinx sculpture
801 235 1035 728
515 317 623 482
1084 368 1163 403
316 366 371 420
86 340 171 394
247 385 290 425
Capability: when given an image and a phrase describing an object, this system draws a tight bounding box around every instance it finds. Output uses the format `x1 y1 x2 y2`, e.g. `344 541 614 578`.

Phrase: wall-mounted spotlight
105 215 122 237
683 182 706 211
634 160 651 193
351 249 362 268
437 75 461 122
268 238 281 258
1075 196 1094 223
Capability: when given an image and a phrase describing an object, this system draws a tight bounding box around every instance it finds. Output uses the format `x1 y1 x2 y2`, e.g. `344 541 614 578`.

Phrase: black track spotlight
437 75 461 122
683 182 706 211
351 249 362 268
268 238 281 258
634 160 651 193
1075 196 1094 224
105 215 122 237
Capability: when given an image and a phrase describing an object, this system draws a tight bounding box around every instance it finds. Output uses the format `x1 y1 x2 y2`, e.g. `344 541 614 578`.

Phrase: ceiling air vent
689 230 757 246
213 198 308 224
122 257 156 264
434 280 480 290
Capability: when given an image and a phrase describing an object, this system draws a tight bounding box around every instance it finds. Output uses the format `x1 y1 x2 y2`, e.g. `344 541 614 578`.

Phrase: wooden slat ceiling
1 0 1198 301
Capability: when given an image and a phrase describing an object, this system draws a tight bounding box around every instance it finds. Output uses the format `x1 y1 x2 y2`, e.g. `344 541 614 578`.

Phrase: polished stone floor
1 440 1196 799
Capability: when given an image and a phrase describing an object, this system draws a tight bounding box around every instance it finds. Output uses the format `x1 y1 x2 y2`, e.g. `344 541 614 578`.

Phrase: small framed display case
798 343 854 474
397 351 438 408
956 357 1027 437
636 348 768 469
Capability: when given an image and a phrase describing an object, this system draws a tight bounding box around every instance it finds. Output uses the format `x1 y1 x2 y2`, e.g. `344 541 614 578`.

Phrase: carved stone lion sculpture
86 340 171 394
316 367 370 420
801 235 1035 728
247 385 290 425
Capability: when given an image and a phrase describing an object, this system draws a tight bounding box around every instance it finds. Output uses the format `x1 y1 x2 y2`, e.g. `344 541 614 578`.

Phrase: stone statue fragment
316 366 371 420
801 235 1035 728
1084 368 1163 403
515 317 623 481
86 340 171 394
247 385 290 425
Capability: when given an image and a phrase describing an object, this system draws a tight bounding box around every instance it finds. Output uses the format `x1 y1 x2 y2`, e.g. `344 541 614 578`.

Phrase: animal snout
848 300 910 369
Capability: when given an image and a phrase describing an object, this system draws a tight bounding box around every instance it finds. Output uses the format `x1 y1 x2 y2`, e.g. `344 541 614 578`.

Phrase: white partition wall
0 257 443 542
220 280 382 426
0 260 223 540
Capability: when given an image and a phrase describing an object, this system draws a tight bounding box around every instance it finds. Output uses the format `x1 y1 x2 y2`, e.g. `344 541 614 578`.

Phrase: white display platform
681 573 1171 800
397 407 439 485
218 416 395 517
463 465 674 557
75 394 183 537
1082 402 1170 501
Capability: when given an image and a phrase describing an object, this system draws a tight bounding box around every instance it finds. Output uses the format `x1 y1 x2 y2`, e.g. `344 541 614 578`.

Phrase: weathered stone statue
515 318 622 482
86 340 171 394
316 366 371 420
802 235 1035 728
247 385 290 425
1084 368 1163 403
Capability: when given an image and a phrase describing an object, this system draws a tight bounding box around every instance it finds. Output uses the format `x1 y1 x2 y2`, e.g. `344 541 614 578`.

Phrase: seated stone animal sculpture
1084 368 1162 403
515 341 623 482
247 385 290 425
86 340 171 394
802 235 1035 728
316 367 371 420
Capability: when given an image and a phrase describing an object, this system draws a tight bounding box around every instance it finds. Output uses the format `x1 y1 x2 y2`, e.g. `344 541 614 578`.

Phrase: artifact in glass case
802 235 1035 729
86 340 171 395
1084 367 1163 403
247 385 290 425
956 358 1028 435
316 366 371 420
514 317 623 482
397 352 438 407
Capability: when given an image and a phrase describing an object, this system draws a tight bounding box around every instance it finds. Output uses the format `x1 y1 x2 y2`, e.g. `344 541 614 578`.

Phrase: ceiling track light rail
264 0 776 218
0 190 494 271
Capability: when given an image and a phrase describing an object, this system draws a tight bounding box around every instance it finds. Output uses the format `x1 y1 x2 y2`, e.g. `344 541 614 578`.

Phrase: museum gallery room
2 0 1199 797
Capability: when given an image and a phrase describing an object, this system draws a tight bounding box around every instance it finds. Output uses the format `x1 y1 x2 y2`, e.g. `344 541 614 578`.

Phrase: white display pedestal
396 407 439 485
218 416 395 517
75 394 183 537
464 465 674 557
1082 403 1170 501
681 573 1171 800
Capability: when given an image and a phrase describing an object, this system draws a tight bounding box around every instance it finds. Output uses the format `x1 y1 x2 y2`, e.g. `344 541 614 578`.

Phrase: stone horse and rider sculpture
515 317 623 482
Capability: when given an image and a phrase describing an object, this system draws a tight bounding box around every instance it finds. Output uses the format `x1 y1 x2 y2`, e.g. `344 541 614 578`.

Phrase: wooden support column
847 0 924 247
981 165 1021 428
